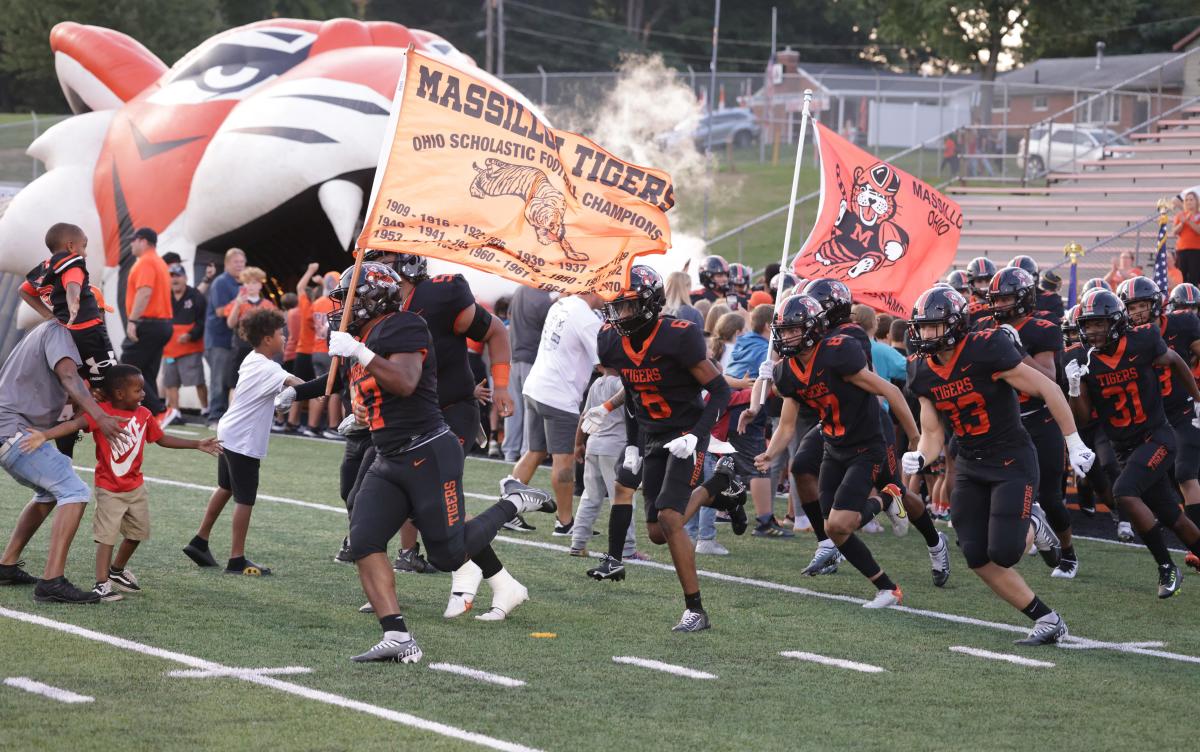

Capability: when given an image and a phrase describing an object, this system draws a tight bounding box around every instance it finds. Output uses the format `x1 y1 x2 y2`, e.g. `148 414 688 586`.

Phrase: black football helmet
769 272 799 300
965 257 997 298
728 263 751 294
987 266 1037 322
1063 304 1080 345
1008 255 1040 286
1169 282 1200 313
698 255 731 294
1116 275 1163 325
771 294 826 357
908 286 969 354
328 262 404 333
604 265 665 336
945 269 970 295
362 249 428 282
1081 277 1111 293
802 277 853 326
1076 288 1127 352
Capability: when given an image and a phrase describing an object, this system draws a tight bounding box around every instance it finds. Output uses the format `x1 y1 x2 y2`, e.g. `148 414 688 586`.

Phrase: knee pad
987 540 1025 569
961 540 991 569
1040 497 1071 533
348 534 386 561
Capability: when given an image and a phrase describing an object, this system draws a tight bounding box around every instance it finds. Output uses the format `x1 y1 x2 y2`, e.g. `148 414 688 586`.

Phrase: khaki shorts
162 351 205 388
92 485 150 545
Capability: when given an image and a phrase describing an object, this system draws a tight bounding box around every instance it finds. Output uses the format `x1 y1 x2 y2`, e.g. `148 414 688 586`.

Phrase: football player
729 262 753 302
1118 277 1200 573
964 256 996 326
1008 255 1064 323
691 254 731 304
945 269 971 297
1066 288 1200 597
592 265 734 631
756 294 922 607
1061 305 1120 522
979 267 1079 578
312 263 555 662
906 287 1094 646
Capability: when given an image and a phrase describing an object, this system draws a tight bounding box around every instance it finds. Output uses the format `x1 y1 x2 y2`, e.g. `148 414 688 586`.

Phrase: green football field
1 427 1198 752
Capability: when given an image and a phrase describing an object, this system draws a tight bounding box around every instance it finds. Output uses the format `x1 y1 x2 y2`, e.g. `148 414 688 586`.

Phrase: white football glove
337 412 366 435
901 451 927 475
1065 432 1095 477
274 386 297 412
664 433 699 460
329 331 375 366
623 445 642 474
1064 359 1087 398
758 360 775 381
580 405 610 435
1193 401 1200 430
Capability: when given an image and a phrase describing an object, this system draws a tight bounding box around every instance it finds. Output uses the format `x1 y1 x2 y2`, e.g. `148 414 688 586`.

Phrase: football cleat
1158 563 1183 599
394 544 442 574
1186 552 1200 574
1117 521 1135 542
500 476 557 515
333 537 354 564
1051 556 1079 579
587 554 626 582
802 540 840 576
1014 613 1067 646
444 561 483 618
671 608 711 632
358 602 375 613
881 485 909 537
350 633 423 663
929 532 951 588
502 515 536 533
1029 504 1061 568
862 586 902 609
475 570 528 621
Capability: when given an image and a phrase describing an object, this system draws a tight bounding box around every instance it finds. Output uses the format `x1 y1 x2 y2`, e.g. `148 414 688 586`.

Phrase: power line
505 26 770 66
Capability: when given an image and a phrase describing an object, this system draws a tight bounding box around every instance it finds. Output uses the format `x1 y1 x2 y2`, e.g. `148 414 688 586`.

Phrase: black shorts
642 431 708 523
349 430 466 562
217 449 261 506
818 440 886 517
790 423 824 478
442 399 482 448
876 411 904 490
613 453 643 491
70 323 116 386
1023 409 1068 530
1114 427 1182 525
293 353 315 382
951 441 1038 569
727 403 768 479
1169 414 1200 483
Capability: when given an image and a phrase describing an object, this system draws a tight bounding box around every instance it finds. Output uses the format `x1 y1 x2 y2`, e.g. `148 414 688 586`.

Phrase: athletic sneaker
729 504 749 536
671 608 710 632
107 567 140 593
502 515 536 533
334 537 354 564
298 425 320 438
350 633 423 663
695 539 729 555
394 544 441 574
1117 521 1135 542
552 520 574 537
32 576 100 604
1186 552 1200 574
802 540 840 576
862 586 902 609
793 514 813 533
1078 496 1096 517
587 554 626 582
500 476 557 515
158 407 181 427
487 439 501 458
182 543 218 568
929 532 951 588
92 580 123 602
1158 563 1183 599
1029 504 1062 568
358 602 375 613
1051 556 1079 580
1014 612 1067 646
0 561 36 586
568 547 588 557
752 519 795 538
321 429 344 441
881 485 909 537
225 558 272 576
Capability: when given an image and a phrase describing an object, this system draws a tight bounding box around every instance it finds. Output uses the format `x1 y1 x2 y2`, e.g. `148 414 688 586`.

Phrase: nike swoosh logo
650 355 663 362
1003 458 1015 466
109 418 148 478
413 458 426 467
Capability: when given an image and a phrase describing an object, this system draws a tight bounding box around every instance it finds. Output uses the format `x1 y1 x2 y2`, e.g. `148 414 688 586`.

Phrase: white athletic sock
486 566 521 592
450 560 483 597
383 630 411 642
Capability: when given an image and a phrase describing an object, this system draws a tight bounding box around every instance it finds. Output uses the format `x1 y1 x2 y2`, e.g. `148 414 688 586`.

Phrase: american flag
1153 212 1170 292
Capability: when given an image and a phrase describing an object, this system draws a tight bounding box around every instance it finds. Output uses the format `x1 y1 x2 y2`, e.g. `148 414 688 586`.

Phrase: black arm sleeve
292 369 343 400
464 303 493 341
623 400 640 448
692 374 731 439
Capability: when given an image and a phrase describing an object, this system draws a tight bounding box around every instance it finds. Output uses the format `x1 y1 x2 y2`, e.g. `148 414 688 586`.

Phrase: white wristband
1064 432 1086 452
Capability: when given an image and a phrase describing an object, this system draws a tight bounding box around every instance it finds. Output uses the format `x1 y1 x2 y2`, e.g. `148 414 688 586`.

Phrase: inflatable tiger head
851 162 901 227
0 18 536 339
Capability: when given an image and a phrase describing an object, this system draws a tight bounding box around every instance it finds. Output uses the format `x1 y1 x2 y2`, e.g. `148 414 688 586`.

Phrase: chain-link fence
0 114 68 184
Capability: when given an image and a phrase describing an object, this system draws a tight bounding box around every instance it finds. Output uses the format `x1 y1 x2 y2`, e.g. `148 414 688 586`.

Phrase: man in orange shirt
120 228 174 421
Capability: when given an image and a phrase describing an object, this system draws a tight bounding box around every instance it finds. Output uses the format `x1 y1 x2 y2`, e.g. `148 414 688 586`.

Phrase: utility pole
485 0 495 74
760 6 776 164
497 0 506 77
701 0 721 240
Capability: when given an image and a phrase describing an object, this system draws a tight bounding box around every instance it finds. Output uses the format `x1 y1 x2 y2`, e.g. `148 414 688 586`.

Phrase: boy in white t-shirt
184 309 303 575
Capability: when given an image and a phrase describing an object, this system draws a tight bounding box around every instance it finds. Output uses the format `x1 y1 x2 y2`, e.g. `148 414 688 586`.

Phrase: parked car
660 108 761 151
1016 124 1132 178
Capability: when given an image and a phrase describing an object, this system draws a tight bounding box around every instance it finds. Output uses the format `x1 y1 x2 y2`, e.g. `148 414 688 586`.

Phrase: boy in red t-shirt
21 364 220 601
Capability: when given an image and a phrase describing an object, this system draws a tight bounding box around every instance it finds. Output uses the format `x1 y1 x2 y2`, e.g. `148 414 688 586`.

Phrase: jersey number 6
634 384 672 419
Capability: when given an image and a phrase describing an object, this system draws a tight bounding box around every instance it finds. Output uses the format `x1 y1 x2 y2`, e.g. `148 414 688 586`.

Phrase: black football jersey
690 288 722 305
1157 312 1200 419
1037 290 1064 324
830 321 873 369
965 300 990 328
774 332 876 447
403 274 477 407
1010 316 1062 414
349 312 445 454
1079 324 1168 450
22 252 101 326
908 329 1028 453
598 316 708 434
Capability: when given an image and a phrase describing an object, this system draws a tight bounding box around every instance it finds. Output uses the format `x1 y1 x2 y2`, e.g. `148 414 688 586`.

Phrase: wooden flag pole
326 246 367 396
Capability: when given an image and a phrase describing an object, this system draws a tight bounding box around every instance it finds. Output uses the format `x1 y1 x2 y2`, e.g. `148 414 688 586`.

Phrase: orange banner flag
358 49 674 298
792 123 963 317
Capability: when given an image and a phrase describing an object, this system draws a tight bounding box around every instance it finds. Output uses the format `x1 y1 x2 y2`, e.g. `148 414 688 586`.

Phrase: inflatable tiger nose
0 18 533 342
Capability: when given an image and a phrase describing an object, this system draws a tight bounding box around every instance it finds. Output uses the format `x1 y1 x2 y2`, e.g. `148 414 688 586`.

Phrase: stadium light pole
701 0 721 240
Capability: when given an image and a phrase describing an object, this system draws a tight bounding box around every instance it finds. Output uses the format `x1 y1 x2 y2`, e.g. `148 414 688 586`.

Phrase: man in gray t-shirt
501 286 554 463
0 320 127 602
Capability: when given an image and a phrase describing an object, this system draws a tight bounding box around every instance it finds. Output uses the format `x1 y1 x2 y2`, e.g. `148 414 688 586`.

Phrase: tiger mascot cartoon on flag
813 161 909 279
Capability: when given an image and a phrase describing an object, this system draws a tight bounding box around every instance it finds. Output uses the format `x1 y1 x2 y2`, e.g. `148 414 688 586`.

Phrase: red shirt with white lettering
83 403 163 493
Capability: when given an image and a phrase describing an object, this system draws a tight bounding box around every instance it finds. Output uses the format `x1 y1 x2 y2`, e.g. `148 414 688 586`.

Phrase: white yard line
0 607 541 752
428 663 525 687
611 656 716 680
4 676 94 703
168 666 312 678
77 470 1200 667
163 427 200 436
948 646 1055 668
778 651 886 673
